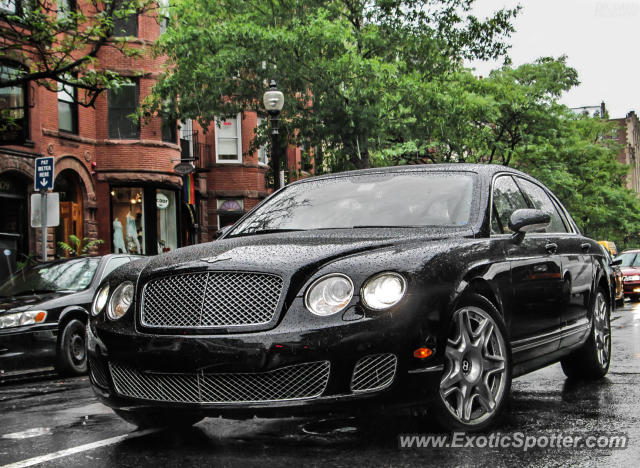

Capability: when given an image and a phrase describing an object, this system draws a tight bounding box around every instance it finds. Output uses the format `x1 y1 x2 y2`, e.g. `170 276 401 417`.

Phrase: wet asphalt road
1 303 640 468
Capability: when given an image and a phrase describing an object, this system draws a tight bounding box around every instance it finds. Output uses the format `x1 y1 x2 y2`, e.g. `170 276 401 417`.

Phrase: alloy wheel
593 292 611 368
439 306 508 425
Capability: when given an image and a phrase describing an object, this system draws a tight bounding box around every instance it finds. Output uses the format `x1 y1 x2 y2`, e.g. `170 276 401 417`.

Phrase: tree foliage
1 0 156 107
146 0 519 171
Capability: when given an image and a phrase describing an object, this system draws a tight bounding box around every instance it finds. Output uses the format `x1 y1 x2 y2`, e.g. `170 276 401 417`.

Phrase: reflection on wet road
2 303 640 467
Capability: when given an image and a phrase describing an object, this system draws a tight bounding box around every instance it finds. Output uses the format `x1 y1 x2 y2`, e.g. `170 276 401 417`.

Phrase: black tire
114 409 203 429
55 318 88 376
428 293 512 432
561 288 611 380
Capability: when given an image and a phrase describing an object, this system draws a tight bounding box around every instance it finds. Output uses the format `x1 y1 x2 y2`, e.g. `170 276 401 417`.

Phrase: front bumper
87 300 444 418
0 324 57 375
623 280 640 296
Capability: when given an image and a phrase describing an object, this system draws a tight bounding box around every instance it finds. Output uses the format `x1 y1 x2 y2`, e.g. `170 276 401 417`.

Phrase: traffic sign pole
41 189 47 262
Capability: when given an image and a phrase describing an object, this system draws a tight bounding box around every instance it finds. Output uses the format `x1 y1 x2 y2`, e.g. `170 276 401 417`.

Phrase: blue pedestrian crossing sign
34 157 54 191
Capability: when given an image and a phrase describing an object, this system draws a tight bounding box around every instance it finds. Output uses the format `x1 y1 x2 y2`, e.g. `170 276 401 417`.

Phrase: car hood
621 267 640 276
139 227 476 279
0 291 75 314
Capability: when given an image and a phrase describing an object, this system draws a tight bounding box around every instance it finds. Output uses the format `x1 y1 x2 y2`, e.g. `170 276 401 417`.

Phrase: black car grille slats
350 353 398 393
109 361 331 404
141 272 284 329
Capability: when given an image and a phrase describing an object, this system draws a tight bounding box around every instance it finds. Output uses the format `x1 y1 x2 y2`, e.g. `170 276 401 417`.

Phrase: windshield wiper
10 289 63 297
228 228 308 238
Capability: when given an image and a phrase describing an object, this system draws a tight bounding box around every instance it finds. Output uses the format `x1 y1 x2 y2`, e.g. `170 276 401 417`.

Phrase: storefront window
217 198 244 230
111 187 145 254
156 189 177 253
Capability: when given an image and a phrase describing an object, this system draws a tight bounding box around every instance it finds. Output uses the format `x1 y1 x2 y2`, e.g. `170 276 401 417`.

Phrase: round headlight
92 285 110 316
107 282 134 320
305 274 354 316
362 272 406 310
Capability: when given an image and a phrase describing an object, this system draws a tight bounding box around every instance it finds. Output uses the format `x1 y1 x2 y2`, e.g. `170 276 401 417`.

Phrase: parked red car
616 249 640 301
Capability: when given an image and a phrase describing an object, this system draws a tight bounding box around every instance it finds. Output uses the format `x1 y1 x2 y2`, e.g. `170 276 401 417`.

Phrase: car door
514 178 594 348
491 175 564 361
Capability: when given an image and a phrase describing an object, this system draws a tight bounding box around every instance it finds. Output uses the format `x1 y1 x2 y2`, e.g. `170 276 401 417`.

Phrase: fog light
634 288 640 293
413 347 433 359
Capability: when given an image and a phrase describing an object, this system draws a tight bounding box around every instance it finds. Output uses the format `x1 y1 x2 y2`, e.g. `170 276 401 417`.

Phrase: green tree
145 0 519 174
1 0 156 108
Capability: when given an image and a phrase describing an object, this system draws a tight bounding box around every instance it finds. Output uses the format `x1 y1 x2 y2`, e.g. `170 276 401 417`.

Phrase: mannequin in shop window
126 211 141 254
113 218 127 254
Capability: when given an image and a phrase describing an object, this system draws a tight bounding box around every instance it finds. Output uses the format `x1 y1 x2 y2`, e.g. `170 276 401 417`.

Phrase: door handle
545 243 558 254
581 243 591 252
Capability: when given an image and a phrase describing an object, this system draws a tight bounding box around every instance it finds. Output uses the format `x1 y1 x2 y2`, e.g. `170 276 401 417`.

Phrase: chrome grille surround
140 272 284 329
109 361 331 404
350 353 398 393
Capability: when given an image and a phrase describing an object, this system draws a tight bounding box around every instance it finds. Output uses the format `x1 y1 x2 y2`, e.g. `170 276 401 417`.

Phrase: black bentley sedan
88 164 612 431
0 254 139 380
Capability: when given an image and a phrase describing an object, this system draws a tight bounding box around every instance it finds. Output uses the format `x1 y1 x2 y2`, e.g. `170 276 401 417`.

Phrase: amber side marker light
413 347 433 359
34 311 47 323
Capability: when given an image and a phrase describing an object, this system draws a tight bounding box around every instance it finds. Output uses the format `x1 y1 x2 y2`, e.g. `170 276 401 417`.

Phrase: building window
112 0 138 37
58 80 77 133
257 116 268 166
0 62 28 144
57 0 75 20
215 114 242 163
179 119 194 159
108 81 139 139
111 187 145 254
156 189 177 252
217 198 244 229
161 113 177 143
158 0 169 34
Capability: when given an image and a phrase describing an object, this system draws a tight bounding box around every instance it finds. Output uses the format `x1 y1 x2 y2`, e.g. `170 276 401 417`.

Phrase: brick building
0 2 308 276
610 111 640 196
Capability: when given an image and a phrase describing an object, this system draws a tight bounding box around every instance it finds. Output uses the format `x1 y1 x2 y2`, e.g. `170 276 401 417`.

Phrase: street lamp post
263 80 285 190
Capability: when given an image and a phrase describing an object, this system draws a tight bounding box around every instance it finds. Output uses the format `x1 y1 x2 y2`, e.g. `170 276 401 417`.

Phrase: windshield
229 171 476 237
0 258 100 297
617 252 640 267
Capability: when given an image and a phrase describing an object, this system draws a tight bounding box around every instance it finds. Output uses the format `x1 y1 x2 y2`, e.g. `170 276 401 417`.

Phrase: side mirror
611 258 622 266
508 209 551 234
215 225 233 239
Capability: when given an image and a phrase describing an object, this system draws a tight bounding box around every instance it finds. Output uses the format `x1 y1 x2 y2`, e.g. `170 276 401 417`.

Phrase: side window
492 176 529 234
101 257 131 282
516 178 568 233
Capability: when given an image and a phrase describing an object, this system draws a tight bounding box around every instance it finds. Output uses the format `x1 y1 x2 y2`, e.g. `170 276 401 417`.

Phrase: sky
467 0 640 118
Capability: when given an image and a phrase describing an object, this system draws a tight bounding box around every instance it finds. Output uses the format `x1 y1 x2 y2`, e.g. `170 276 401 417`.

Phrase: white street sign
31 193 60 228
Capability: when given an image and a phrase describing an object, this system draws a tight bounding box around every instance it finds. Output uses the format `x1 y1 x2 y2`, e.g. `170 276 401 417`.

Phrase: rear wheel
114 409 203 429
429 294 512 432
55 319 87 376
561 289 611 380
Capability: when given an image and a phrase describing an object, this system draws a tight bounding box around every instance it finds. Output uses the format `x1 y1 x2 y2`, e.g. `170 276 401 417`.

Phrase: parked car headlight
0 310 47 329
107 282 134 320
305 274 354 316
362 272 407 310
92 285 110 316
624 275 640 281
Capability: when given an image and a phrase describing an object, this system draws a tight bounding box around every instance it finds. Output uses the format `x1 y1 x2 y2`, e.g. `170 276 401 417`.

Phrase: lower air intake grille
109 361 331 404
350 353 398 393
89 356 110 388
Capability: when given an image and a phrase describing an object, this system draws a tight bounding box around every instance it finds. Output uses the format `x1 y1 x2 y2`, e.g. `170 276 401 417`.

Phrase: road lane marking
0 429 159 468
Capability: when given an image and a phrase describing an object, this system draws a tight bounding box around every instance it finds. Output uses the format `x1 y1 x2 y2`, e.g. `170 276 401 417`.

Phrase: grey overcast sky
467 0 639 118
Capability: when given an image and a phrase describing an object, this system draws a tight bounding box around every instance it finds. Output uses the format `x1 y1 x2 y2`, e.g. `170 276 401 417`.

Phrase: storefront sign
173 161 195 176
156 193 170 209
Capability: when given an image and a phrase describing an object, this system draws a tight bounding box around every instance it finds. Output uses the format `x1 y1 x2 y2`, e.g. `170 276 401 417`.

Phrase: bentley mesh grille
350 353 398 393
141 272 284 328
109 361 331 404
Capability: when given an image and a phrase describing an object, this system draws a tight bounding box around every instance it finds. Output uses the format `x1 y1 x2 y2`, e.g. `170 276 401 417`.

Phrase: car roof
289 163 530 185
